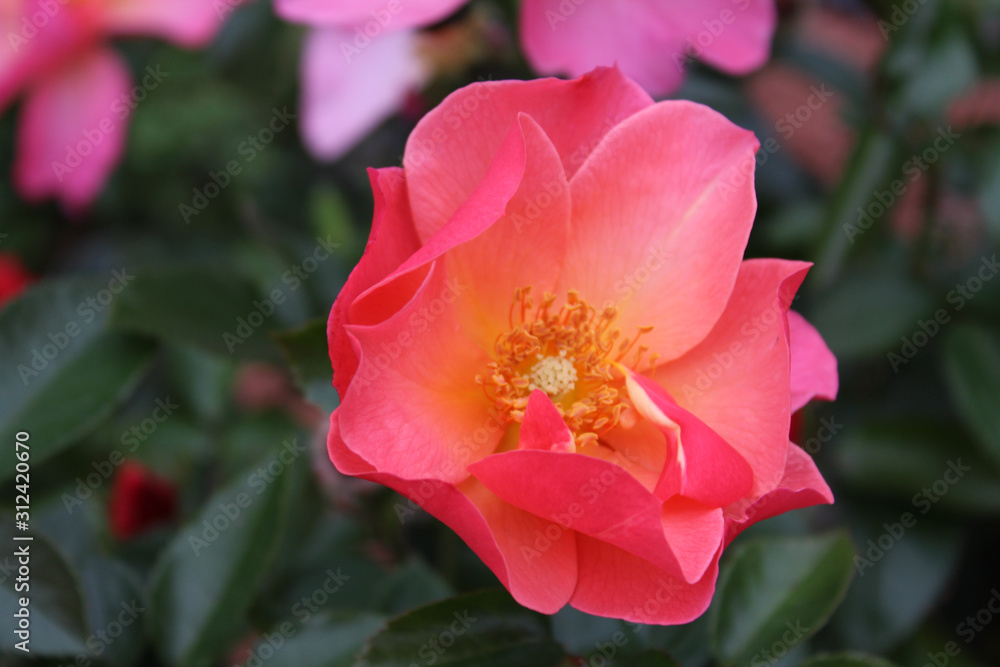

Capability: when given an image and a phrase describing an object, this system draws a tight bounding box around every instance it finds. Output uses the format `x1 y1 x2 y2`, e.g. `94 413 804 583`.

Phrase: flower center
477 287 658 446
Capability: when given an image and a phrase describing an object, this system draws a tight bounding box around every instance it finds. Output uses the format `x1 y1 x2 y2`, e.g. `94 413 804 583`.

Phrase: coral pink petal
103 0 228 47
788 310 838 412
328 167 421 396
328 414 577 614
559 100 759 364
338 262 495 484
518 391 575 453
300 27 427 161
653 0 777 75
14 47 130 213
656 259 811 497
725 442 834 545
276 0 467 30
569 533 721 624
626 373 753 507
403 67 653 241
520 0 685 97
470 450 724 583
436 113 572 342
356 113 573 347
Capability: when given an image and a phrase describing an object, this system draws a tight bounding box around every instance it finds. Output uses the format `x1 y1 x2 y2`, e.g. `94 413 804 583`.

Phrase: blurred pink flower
274 0 472 161
0 0 232 213
279 0 779 160
520 0 777 96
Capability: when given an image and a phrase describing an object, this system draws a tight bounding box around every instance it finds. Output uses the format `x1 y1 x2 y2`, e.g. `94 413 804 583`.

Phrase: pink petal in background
276 0 468 30
14 46 132 213
103 0 233 47
300 26 427 161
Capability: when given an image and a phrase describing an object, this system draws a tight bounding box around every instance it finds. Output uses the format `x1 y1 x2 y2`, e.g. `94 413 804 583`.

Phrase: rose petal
625 372 753 507
328 167 422 396
403 67 653 241
518 390 575 453
300 27 427 161
725 442 834 545
103 0 229 47
357 112 572 345
276 0 468 30
13 47 131 212
654 0 776 76
470 449 725 583
339 260 497 484
569 534 720 625
788 310 838 412
520 0 685 96
558 100 759 364
655 259 811 496
329 413 578 614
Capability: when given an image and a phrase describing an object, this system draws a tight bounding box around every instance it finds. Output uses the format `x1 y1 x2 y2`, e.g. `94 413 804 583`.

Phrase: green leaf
274 318 339 413
356 590 567 667
830 510 962 653
808 266 934 361
147 454 293 667
709 532 855 667
247 614 385 667
943 325 1000 472
832 420 1000 513
372 560 452 615
109 264 280 359
813 130 899 286
799 653 899 667
0 521 88 657
607 649 680 667
0 279 156 481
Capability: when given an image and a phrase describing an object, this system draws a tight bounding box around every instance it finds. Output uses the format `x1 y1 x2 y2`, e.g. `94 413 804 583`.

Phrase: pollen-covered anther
479 287 659 444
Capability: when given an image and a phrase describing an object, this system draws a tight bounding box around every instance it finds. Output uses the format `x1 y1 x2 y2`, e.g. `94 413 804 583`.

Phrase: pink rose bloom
0 0 231 212
521 0 777 96
325 68 837 623
274 0 469 160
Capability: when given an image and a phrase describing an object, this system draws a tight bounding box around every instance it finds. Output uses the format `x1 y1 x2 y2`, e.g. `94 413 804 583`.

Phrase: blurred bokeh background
2 0 1000 665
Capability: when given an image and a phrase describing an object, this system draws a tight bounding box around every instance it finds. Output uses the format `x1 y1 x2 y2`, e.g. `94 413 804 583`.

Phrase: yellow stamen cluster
476 287 656 445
